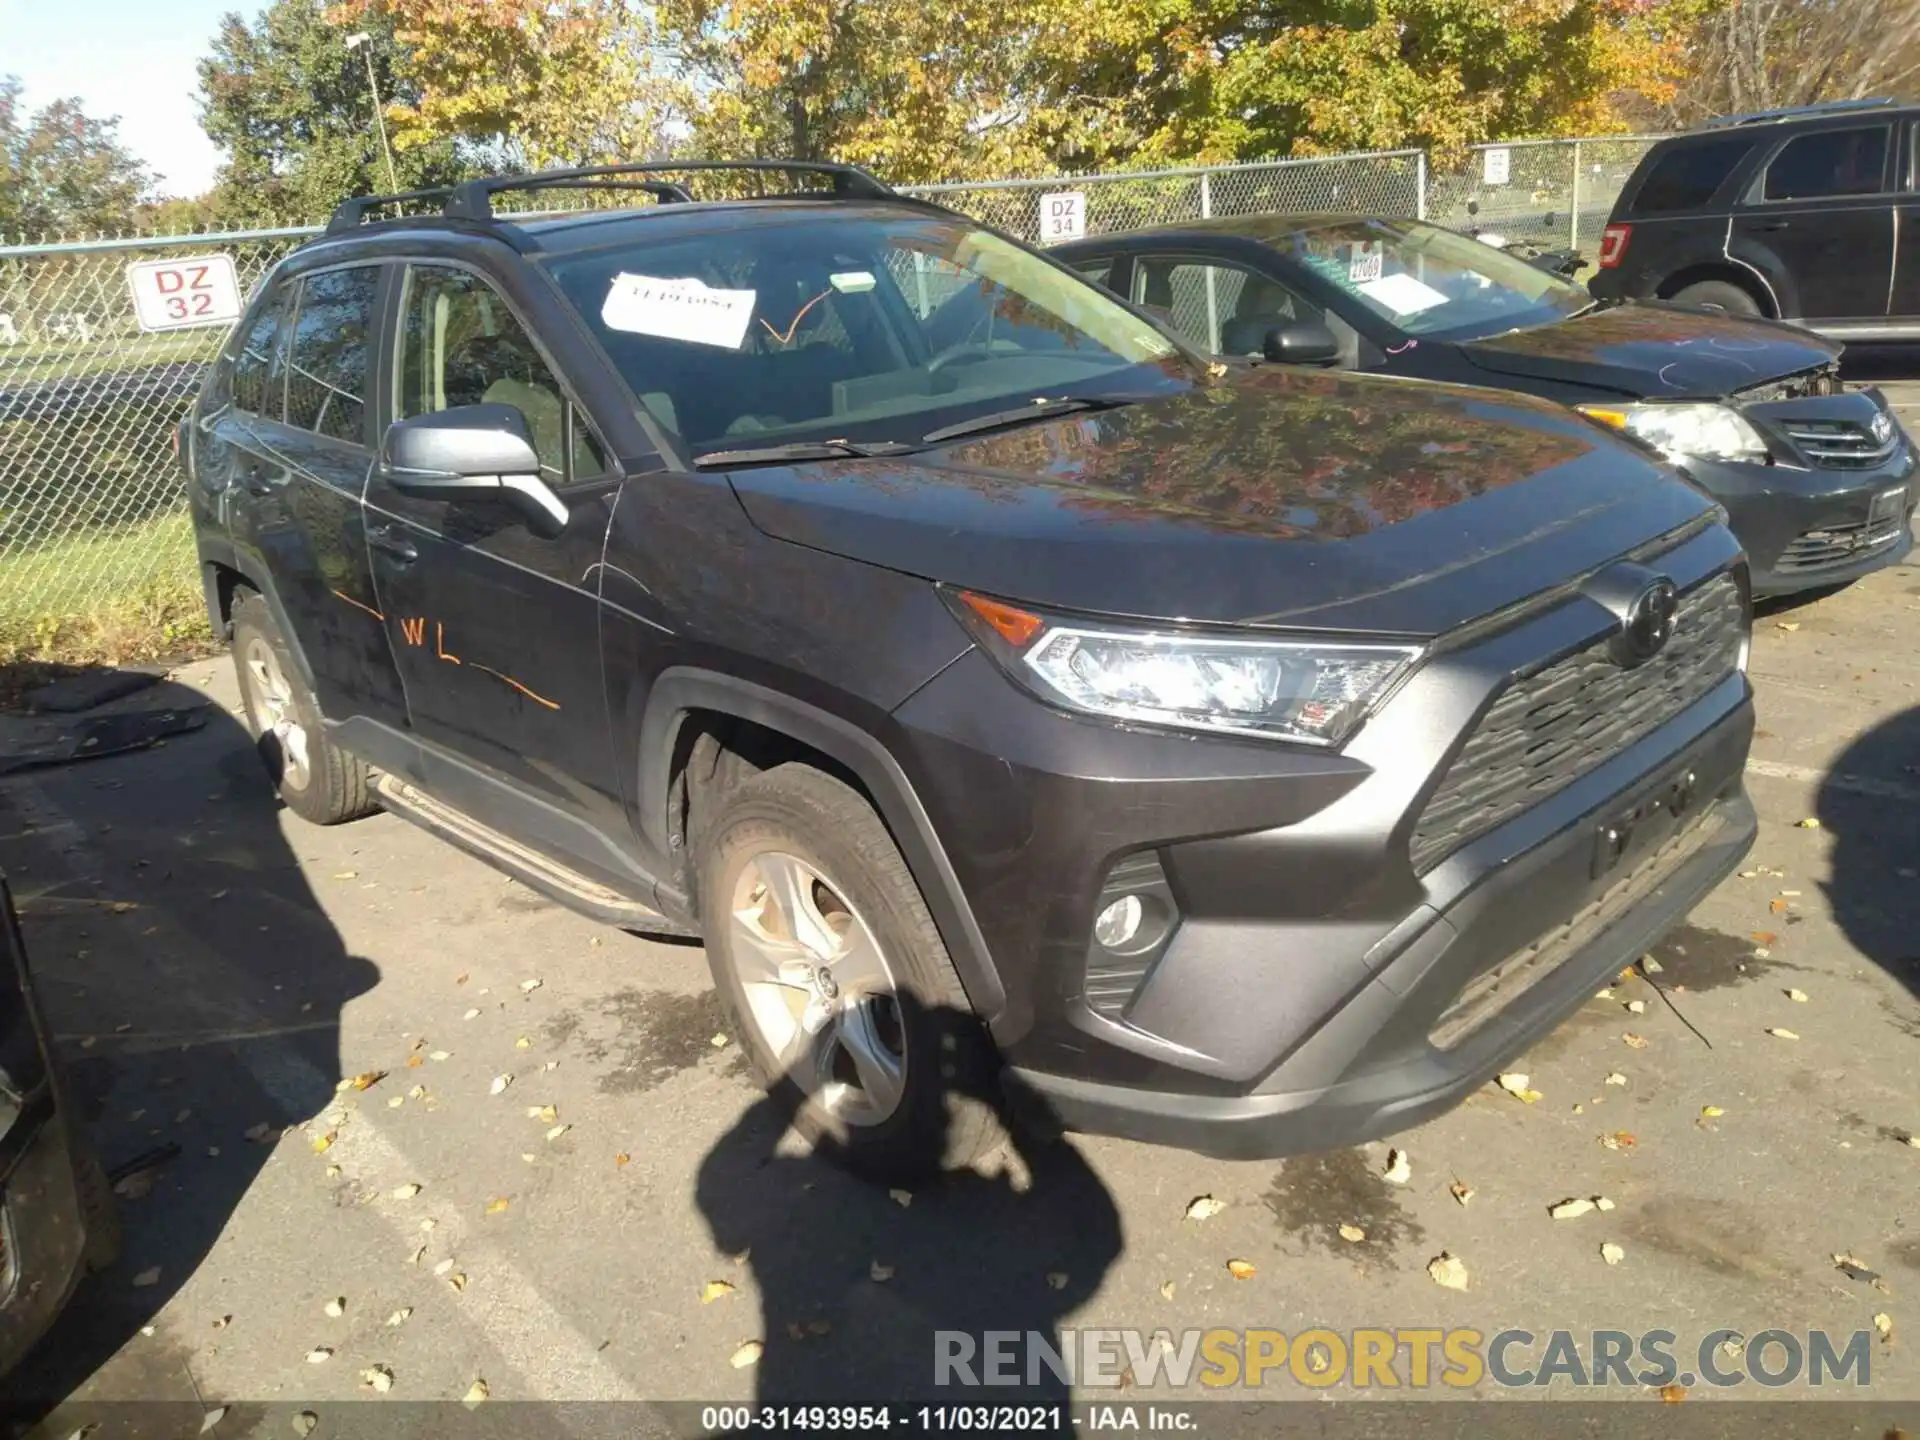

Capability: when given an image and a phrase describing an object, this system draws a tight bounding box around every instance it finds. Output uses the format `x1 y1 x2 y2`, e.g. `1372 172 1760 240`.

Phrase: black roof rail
442 160 894 221
1703 97 1898 129
325 184 461 234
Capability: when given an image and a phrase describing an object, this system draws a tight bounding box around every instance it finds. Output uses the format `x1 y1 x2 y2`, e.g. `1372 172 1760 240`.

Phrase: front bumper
889 521 1754 1157
1676 450 1916 597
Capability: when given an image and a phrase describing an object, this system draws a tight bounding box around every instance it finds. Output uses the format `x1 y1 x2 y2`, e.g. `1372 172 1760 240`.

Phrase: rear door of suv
1731 120 1898 326
221 262 410 730
1892 117 1920 324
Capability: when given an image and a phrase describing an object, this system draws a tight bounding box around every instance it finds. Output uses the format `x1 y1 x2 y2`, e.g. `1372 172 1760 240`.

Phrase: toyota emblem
1872 410 1894 445
1611 579 1679 669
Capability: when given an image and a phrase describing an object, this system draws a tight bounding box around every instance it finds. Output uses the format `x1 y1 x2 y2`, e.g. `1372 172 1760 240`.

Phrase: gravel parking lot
4 376 1919 1436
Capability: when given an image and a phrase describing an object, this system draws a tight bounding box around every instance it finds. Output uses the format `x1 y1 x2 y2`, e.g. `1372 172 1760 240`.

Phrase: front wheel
695 763 1004 1180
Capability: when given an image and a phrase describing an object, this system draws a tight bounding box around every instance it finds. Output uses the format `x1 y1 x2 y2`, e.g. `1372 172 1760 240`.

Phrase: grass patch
0 512 215 669
0 330 221 386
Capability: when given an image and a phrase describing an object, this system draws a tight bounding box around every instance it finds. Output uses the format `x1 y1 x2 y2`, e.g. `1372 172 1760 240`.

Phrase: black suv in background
1589 98 1920 340
183 161 1757 1173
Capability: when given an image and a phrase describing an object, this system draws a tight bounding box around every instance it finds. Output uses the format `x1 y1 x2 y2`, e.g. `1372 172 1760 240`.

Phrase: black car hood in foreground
1461 301 1841 399
727 366 1715 638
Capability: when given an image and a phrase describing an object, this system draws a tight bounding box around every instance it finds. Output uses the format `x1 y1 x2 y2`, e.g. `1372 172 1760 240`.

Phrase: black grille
1781 416 1899 469
1777 515 1906 573
1410 573 1746 872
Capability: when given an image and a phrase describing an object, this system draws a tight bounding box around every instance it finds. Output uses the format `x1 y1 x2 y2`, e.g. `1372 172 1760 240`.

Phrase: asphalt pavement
0 383 1917 1436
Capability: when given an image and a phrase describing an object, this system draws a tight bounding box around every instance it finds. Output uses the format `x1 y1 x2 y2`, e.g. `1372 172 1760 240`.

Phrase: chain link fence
0 136 1660 636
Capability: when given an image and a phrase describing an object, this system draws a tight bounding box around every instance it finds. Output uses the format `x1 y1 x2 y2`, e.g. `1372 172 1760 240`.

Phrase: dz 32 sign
126 255 244 332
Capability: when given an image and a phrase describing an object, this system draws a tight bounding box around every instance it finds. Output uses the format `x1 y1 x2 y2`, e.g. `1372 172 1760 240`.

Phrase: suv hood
1462 301 1840 399
726 366 1716 639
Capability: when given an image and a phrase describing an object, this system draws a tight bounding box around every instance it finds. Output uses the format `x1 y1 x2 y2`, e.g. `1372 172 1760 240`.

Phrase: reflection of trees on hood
944 367 1595 539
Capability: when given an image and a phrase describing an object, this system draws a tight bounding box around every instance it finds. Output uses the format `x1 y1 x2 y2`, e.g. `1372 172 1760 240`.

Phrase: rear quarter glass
1625 136 1756 215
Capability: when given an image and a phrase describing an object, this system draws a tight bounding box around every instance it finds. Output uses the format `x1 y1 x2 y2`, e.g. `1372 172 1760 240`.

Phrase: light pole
344 31 400 193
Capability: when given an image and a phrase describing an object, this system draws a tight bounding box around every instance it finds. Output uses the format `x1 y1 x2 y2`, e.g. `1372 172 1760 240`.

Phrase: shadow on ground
695 999 1122 1406
0 675 378 1426
1817 702 1920 1008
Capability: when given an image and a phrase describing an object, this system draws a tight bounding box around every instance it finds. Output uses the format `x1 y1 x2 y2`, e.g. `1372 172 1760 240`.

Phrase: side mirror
1263 322 1341 367
381 403 569 538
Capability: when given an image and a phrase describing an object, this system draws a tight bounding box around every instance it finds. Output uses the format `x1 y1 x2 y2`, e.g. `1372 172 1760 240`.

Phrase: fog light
1094 895 1144 949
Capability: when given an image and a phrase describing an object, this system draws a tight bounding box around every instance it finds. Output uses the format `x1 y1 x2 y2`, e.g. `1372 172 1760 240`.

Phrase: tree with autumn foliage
324 0 668 168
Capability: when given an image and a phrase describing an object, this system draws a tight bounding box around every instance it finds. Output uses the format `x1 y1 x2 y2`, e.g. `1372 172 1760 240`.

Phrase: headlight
948 591 1420 746
1578 402 1770 464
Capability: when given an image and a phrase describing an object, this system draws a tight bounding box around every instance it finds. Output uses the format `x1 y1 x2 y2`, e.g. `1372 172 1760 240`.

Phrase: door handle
367 524 419 565
1754 220 1791 231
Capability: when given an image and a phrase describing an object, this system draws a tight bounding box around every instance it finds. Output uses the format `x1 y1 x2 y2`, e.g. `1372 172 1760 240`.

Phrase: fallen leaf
433 1259 455 1276
701 1280 735 1303
361 1365 394 1393
1184 1195 1226 1222
485 1197 509 1215
200 1407 227 1433
709 1033 729 1048
1046 1271 1070 1290
527 1104 558 1124
387 1308 412 1327
211 1315 231 1330
520 978 542 993
1550 1198 1596 1220
490 1074 513 1095
729 1341 764 1370
1751 931 1777 945
447 1272 467 1292
463 1379 490 1407
132 1267 161 1288
1795 817 1820 829
305 1348 333 1364
405 1055 423 1069
1621 1033 1648 1049
1605 1072 1627 1086
386 1096 404 1108
1383 1149 1412 1184
429 1050 450 1061
1787 988 1809 1003
1775 621 1800 632
1495 1073 1542 1103
1427 1252 1469 1290
408 1085 427 1100
1595 1196 1615 1211
463 1009 481 1022
1624 1000 1647 1015
615 1153 631 1167
391 1183 421 1200
244 1122 273 1142
1600 1242 1625 1266
1225 1260 1256 1280
406 1245 427 1265
311 1133 334 1154
1905 1135 1920 1150
1449 1180 1474 1206
1338 1223 1366 1243
346 1071 385 1091
515 1036 531 1049
292 1413 318 1437
1767 1028 1800 1041
1769 898 1788 914
323 1297 345 1318
1874 1313 1894 1343
1159 1281 1175 1300
545 1124 570 1142
869 1262 894 1283
1660 1382 1687 1403
889 1188 913 1208
1834 1253 1883 1284
1701 1106 1724 1119
333 871 358 880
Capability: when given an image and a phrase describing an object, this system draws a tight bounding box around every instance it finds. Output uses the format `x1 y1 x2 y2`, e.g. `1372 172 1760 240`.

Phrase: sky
4 0 239 198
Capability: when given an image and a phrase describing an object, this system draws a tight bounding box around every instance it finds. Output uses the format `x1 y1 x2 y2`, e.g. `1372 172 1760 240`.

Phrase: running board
373 774 697 939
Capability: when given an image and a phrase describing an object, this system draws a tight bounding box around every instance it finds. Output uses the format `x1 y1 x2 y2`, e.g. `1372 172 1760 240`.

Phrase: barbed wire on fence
0 135 1661 633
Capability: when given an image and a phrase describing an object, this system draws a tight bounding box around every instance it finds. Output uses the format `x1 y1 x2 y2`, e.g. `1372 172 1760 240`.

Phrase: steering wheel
927 341 1002 374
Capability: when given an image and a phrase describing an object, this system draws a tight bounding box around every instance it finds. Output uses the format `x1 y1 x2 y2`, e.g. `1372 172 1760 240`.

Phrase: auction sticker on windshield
1357 272 1448 317
601 272 757 349
127 255 243 332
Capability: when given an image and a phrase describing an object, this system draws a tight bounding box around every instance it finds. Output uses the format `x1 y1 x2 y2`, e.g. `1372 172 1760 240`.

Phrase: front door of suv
1732 121 1897 324
222 263 410 729
364 260 634 887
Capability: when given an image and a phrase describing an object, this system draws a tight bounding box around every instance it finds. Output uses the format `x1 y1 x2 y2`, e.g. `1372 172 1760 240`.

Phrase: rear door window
1761 125 1892 201
1631 138 1753 213
284 266 382 444
231 289 287 418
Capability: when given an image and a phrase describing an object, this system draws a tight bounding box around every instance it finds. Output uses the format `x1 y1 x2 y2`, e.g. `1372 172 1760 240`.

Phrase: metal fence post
1416 150 1428 221
1199 172 1212 220
1570 140 1583 253
1199 172 1218 347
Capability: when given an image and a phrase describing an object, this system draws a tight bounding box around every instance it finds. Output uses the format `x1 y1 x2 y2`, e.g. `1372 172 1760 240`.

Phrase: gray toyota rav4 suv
181 161 1757 1175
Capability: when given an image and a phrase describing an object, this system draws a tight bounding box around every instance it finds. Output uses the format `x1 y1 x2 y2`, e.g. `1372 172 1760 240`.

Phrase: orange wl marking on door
398 616 426 646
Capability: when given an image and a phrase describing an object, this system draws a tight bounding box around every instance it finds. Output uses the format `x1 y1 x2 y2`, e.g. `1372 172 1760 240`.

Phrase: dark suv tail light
1598 224 1632 269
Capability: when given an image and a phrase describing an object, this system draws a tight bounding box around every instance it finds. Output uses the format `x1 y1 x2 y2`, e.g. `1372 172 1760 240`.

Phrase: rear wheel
1668 279 1763 317
230 593 375 825
696 763 1004 1180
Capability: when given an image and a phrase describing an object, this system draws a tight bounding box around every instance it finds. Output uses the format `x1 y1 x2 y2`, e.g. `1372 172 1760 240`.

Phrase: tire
230 592 376 825
696 762 1005 1180
1668 279 1763 317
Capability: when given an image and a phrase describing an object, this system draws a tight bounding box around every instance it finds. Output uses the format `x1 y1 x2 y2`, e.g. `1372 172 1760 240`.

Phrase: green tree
197 0 466 226
0 77 155 239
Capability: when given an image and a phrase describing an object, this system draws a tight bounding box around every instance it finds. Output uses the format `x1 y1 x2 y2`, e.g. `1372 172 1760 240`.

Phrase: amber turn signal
958 591 1044 648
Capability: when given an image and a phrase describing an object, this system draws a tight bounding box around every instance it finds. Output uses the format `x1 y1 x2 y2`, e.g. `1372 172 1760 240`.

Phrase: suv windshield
1260 218 1591 341
545 214 1190 459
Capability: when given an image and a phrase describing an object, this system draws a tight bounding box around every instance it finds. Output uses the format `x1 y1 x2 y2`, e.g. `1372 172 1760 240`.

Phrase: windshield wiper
920 395 1140 446
692 439 915 469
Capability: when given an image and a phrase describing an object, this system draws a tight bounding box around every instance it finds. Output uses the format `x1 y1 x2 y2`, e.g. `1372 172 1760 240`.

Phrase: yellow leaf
701 1280 735 1303
1225 1259 1256 1279
1427 1252 1468 1290
1701 1106 1724 1118
485 1197 509 1215
1338 1223 1366 1242
311 1132 335 1154
729 1341 764 1369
